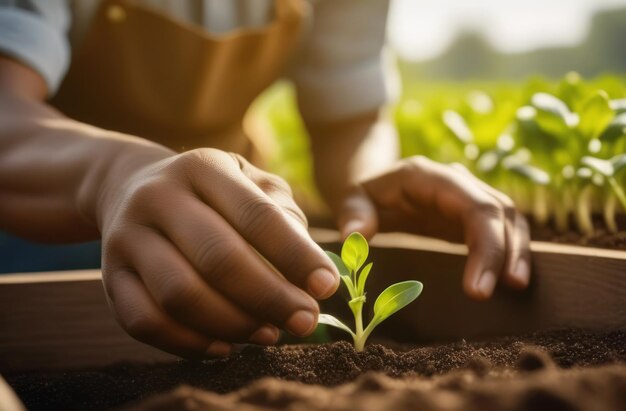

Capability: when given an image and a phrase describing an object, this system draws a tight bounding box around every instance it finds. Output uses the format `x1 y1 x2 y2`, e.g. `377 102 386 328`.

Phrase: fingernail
308 268 338 298
476 270 497 299
285 310 316 336
513 259 530 287
249 325 279 345
206 341 232 357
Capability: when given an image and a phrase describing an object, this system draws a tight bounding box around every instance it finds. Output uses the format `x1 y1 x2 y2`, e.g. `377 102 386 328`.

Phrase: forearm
306 110 399 214
0 87 173 243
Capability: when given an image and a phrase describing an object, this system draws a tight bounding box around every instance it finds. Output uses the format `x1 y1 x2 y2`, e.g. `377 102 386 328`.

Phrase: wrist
77 131 175 232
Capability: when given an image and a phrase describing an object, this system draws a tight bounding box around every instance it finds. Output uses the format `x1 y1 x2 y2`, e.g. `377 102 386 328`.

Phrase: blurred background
389 0 626 80
251 0 626 217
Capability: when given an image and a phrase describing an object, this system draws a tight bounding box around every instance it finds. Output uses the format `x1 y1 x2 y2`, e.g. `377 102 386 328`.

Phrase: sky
387 0 626 61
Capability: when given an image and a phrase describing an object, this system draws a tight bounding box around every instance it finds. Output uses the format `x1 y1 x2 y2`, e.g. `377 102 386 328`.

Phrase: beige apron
51 0 305 155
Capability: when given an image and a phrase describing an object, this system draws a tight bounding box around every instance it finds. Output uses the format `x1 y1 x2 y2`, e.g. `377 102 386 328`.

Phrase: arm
0 55 173 242
306 109 397 235
0 57 341 356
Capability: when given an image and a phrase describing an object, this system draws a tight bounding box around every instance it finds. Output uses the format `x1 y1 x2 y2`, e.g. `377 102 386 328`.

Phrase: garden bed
1 229 626 410
5 329 626 410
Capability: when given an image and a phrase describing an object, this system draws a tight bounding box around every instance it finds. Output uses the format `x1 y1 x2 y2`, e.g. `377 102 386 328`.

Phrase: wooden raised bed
1 228 625 374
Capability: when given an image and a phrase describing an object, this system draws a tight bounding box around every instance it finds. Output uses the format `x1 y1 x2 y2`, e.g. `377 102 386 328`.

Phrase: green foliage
395 73 626 234
255 73 626 235
318 233 423 352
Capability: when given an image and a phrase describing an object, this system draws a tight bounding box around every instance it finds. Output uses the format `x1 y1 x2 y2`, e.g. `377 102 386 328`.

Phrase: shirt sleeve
0 0 70 96
289 0 390 123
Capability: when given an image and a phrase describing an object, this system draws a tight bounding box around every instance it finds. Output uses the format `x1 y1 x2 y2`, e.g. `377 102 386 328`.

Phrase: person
0 0 530 358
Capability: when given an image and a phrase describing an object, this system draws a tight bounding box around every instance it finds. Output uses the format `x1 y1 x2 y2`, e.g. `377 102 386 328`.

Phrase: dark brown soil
5 329 626 411
532 225 626 250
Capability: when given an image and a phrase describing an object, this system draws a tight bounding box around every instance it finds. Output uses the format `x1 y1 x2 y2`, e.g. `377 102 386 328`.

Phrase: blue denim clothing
0 231 101 273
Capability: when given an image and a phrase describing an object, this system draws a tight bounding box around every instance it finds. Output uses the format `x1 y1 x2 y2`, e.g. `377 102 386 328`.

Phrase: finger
103 267 231 358
242 165 309 229
451 164 531 289
188 151 339 300
152 191 320 337
337 186 379 240
111 226 278 344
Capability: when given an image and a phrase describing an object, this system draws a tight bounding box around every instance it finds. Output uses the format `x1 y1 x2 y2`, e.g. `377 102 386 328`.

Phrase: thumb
337 187 379 241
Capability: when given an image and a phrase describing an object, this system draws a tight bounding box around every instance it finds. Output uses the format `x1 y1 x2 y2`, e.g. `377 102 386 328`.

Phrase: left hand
335 156 531 301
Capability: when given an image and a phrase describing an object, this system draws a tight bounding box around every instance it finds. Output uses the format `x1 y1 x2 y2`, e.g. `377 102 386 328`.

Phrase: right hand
97 148 340 358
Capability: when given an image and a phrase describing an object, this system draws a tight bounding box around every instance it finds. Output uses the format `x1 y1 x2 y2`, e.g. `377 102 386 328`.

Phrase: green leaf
326 251 349 278
442 110 474 144
340 275 358 300
372 281 423 324
501 151 550 185
317 314 355 337
356 263 373 295
531 93 577 136
581 156 614 177
599 113 626 143
341 232 369 273
611 154 626 174
504 162 551 185
610 99 626 114
578 91 614 139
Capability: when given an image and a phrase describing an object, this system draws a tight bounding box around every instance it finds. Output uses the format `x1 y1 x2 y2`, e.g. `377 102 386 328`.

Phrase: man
0 0 530 357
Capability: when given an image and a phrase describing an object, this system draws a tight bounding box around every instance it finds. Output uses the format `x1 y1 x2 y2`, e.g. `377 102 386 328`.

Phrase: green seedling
318 232 423 352
581 154 626 233
390 73 626 235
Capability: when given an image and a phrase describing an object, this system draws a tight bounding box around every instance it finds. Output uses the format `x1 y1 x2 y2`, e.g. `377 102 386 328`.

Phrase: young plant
318 232 423 352
580 154 626 233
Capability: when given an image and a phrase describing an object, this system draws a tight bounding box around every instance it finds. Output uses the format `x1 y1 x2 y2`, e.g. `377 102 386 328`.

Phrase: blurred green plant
254 73 626 234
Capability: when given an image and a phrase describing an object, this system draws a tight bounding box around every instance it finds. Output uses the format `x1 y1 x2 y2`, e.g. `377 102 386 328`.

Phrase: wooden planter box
1 228 625 374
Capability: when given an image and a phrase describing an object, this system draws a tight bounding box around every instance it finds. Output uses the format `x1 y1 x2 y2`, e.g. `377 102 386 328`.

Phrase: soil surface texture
531 215 626 250
6 328 626 411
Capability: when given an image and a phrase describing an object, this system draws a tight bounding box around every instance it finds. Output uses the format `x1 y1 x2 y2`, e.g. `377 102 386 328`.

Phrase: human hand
335 156 531 301
97 149 340 358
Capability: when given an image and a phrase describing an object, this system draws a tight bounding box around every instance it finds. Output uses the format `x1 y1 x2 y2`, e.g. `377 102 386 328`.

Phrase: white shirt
0 0 389 122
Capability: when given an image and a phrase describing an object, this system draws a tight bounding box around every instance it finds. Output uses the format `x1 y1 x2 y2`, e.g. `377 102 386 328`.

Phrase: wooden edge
309 227 626 260
1 229 623 286
0 269 101 284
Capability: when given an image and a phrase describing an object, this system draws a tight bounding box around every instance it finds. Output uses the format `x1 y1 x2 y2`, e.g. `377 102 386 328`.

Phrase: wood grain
0 272 175 373
1 230 625 372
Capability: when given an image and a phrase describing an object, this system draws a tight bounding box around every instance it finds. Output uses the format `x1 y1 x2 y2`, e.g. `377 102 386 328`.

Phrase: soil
6 328 626 411
532 225 626 250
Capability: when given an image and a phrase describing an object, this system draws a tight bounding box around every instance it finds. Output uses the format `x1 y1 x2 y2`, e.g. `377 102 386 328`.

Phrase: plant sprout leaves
326 251 349 278
372 281 423 324
581 156 614 177
443 110 474 144
356 262 373 295
599 113 626 143
317 314 355 337
340 275 358 300
506 163 551 185
610 99 626 114
611 154 626 174
501 151 550 185
476 150 501 173
531 92 577 136
341 232 368 273
578 91 614 139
